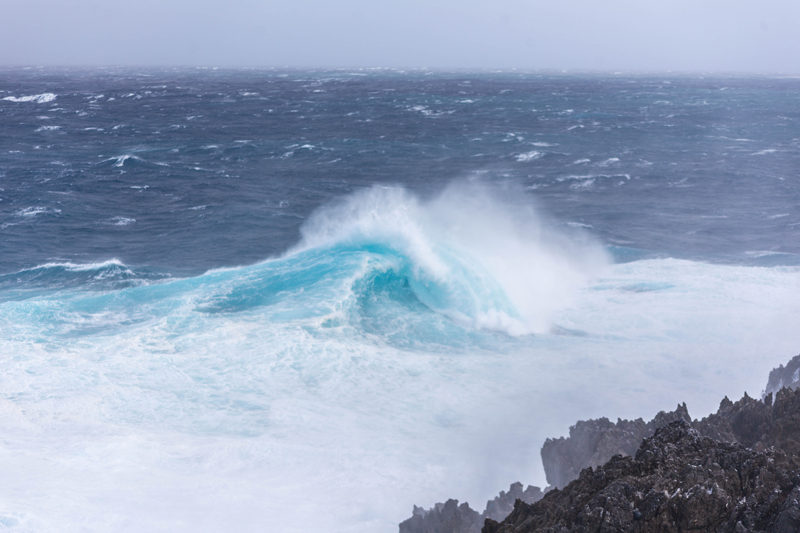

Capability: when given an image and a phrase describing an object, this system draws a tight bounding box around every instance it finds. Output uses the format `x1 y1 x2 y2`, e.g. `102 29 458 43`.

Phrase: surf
0 183 609 344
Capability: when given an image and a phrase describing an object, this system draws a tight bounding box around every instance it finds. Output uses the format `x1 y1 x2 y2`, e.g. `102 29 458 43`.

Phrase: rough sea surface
1 68 799 532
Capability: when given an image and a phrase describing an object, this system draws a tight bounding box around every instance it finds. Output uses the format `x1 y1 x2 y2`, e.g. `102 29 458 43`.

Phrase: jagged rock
693 387 800 458
541 383 800 490
765 353 800 396
540 403 691 488
399 483 543 533
399 500 482 533
403 354 800 533
484 421 800 533
482 483 543 522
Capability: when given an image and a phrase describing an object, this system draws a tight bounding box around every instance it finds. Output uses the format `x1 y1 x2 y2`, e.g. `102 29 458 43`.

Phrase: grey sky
2 0 800 72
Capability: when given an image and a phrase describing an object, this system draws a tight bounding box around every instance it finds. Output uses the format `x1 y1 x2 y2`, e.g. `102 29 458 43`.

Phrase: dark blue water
1 69 799 532
2 68 799 278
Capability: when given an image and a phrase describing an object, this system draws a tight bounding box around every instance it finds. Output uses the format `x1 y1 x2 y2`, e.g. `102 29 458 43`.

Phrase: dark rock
694 386 800 458
540 403 691 488
399 483 544 533
765 353 800 397
483 482 544 522
484 421 800 533
399 499 482 533
404 354 800 533
541 383 800 490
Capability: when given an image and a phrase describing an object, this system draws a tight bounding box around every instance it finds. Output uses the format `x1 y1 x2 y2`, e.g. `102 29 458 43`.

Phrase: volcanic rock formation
399 483 544 533
540 403 692 489
401 353 800 533
484 420 800 533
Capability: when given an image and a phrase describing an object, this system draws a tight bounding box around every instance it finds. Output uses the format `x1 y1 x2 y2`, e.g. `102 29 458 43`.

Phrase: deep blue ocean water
1 69 799 532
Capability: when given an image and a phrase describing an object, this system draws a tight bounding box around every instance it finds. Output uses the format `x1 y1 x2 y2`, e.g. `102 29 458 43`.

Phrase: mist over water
294 182 610 335
1 70 799 531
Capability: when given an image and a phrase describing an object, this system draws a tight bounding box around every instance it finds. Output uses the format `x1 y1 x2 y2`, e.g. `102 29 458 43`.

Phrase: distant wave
97 154 168 168
515 150 543 162
15 206 61 217
2 93 57 104
19 258 130 273
109 216 136 226
0 259 162 297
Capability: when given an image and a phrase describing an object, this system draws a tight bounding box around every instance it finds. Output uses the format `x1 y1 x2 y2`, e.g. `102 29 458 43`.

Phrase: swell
0 183 609 342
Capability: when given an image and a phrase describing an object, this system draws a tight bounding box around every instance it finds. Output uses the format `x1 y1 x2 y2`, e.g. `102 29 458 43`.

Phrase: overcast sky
2 0 800 72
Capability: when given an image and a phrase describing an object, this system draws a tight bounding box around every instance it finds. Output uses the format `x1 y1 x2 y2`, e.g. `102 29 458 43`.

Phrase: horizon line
2 64 800 78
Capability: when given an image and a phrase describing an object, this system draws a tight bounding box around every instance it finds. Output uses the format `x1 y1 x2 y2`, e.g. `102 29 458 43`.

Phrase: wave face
1 70 800 532
0 184 607 344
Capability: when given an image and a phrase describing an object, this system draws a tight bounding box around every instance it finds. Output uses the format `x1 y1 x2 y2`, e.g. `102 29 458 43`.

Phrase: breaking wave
0 183 608 341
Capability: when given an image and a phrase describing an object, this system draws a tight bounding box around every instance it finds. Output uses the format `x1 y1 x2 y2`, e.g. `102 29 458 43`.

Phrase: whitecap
572 158 591 165
35 125 61 132
566 221 593 229
109 217 136 226
2 93 57 104
752 148 778 156
515 150 543 162
102 154 142 167
744 250 794 259
15 206 61 217
407 105 454 117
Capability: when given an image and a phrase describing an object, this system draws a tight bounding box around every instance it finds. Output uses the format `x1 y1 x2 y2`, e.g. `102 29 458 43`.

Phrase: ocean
1 68 799 532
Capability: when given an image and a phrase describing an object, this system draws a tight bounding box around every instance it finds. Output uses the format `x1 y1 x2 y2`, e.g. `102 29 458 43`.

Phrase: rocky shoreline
401 354 800 533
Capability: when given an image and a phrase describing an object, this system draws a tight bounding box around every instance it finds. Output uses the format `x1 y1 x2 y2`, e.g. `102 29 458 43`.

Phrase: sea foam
294 182 609 335
2 93 57 104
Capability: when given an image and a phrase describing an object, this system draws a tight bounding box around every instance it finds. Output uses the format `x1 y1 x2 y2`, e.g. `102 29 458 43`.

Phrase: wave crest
293 183 609 335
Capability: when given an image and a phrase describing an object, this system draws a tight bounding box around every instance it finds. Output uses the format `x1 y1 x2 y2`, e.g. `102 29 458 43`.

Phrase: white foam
101 154 142 167
2 93 57 104
597 157 620 166
295 182 609 335
515 150 543 162
407 105 454 117
1 257 799 533
35 125 61 132
15 206 61 217
24 258 128 272
4 185 800 533
752 148 778 156
744 250 794 259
